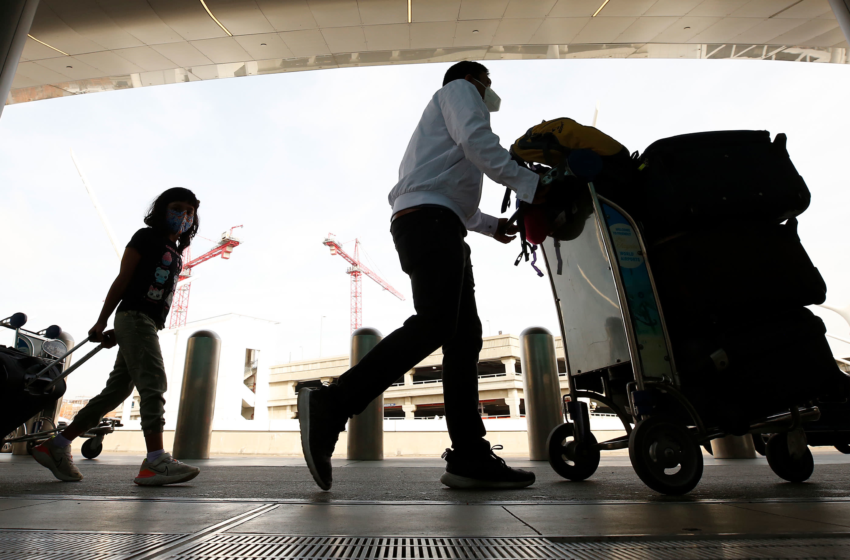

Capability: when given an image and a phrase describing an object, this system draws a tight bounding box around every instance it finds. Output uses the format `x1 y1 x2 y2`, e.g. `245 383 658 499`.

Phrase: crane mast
169 225 243 329
323 234 405 333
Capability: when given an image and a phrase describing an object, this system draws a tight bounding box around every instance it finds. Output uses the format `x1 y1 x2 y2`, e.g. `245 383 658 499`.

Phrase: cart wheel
2 432 13 454
766 432 813 482
629 416 704 495
81 438 103 459
752 434 767 456
834 443 850 455
547 423 600 481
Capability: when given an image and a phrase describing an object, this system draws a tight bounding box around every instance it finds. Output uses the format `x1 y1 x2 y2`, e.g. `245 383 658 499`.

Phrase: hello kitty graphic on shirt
143 247 180 303
147 286 164 300
119 228 185 327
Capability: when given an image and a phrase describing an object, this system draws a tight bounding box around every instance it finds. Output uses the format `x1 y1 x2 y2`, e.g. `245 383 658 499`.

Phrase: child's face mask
166 209 194 234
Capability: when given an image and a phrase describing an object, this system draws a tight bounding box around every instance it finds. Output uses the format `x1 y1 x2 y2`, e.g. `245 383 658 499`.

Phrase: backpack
505 118 635 272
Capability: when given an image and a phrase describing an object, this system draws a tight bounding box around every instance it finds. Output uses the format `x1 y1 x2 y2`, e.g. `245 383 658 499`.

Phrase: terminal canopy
9 0 849 106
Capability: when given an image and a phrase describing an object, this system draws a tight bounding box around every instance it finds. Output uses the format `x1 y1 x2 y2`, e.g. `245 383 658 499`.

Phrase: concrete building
268 332 572 421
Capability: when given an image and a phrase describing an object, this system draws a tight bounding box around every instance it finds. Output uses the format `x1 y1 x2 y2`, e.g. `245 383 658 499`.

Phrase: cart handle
24 336 103 391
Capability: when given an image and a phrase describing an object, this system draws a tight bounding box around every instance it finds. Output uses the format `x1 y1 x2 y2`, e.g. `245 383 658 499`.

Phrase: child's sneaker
32 438 83 482
134 452 200 486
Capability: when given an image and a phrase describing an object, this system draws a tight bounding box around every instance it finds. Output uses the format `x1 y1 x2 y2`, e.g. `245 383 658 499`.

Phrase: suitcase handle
24 337 103 392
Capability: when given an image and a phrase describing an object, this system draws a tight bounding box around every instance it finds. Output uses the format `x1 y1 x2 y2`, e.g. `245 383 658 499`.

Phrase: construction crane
170 226 243 328
323 234 405 333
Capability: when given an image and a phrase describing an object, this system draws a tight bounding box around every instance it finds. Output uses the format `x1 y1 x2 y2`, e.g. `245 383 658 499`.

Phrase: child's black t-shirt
117 228 183 329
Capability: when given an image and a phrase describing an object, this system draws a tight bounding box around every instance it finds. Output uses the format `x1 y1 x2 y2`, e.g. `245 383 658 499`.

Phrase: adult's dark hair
443 61 489 86
143 187 200 250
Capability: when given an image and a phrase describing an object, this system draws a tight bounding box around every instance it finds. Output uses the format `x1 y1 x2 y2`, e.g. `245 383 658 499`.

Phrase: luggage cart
537 170 823 495
1 312 121 459
750 399 850 457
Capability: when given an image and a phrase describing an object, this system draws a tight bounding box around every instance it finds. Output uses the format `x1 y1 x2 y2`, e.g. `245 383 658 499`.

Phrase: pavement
3 448 850 558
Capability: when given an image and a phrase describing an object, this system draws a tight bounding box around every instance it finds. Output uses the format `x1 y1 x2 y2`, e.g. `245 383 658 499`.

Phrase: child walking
34 188 202 486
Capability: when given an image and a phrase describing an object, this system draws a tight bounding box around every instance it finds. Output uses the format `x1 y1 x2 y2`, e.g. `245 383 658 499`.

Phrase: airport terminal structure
4 1 850 559
2 0 849 116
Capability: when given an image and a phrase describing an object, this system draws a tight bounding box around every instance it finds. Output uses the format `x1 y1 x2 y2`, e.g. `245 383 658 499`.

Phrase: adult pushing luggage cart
506 121 849 495
1 311 120 459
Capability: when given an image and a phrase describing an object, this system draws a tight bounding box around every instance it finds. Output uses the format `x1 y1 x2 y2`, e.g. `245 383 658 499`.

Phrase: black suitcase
0 346 66 437
650 218 826 326
636 130 809 241
673 308 846 431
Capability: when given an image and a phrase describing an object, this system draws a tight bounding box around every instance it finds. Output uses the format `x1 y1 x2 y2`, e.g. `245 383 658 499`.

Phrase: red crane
169 226 243 329
323 234 405 333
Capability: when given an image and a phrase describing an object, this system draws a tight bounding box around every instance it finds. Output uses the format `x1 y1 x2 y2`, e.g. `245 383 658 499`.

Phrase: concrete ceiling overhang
8 0 849 106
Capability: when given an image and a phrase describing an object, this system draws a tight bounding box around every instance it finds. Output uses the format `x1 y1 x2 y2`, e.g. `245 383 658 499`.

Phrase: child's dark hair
144 187 200 250
443 61 489 86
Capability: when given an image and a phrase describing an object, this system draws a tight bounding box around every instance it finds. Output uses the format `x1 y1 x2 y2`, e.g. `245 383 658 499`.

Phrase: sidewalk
3 451 850 558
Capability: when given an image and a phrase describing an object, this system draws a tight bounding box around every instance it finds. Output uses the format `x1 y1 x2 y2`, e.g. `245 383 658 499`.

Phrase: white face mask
472 78 501 112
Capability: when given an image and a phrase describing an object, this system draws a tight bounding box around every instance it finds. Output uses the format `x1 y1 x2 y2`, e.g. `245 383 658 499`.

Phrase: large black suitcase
636 130 809 242
0 346 66 437
673 308 846 432
650 218 826 326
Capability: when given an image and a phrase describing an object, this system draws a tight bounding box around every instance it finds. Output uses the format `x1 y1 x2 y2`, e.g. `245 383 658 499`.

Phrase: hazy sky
2 57 849 399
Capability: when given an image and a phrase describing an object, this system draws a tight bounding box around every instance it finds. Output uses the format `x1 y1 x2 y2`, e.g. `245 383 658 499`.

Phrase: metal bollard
520 327 564 461
347 327 383 461
711 434 757 459
173 330 221 460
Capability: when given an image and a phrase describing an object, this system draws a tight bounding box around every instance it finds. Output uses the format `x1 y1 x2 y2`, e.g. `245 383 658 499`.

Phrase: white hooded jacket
389 79 538 236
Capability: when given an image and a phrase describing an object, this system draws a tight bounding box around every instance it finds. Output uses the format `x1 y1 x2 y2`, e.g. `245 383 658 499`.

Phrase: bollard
173 330 221 460
520 327 564 461
711 434 757 459
347 327 383 461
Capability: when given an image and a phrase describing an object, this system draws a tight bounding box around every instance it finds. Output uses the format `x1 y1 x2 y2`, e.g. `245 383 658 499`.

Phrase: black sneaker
298 386 347 490
440 444 536 489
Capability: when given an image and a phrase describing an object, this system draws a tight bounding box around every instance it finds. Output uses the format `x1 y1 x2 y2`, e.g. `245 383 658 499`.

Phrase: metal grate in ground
0 530 184 559
164 535 850 559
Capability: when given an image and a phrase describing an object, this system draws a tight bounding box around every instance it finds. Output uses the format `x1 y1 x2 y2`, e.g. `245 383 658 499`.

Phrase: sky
2 57 850 399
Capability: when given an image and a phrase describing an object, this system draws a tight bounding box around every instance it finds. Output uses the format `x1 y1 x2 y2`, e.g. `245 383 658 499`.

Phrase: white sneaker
32 438 83 482
134 452 200 486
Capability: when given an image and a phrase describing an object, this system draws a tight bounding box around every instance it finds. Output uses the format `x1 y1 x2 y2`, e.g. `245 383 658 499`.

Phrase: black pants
332 207 487 452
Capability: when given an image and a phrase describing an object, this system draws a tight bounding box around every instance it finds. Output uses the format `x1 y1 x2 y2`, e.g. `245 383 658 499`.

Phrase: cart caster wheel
766 432 813 482
547 423 600 481
81 438 103 459
629 416 703 495
752 434 768 456
834 443 850 455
